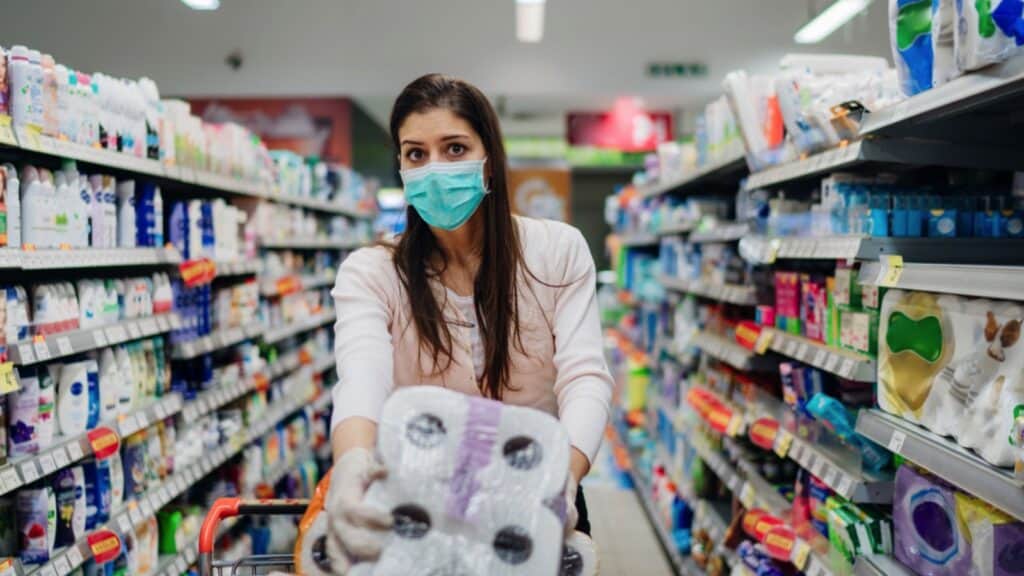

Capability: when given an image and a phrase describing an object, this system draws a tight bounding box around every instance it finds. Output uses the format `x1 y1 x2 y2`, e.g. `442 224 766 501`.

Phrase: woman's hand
563 474 580 538
325 447 393 570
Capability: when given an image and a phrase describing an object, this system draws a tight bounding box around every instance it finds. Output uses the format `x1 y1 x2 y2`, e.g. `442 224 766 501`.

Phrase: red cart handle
198 497 311 575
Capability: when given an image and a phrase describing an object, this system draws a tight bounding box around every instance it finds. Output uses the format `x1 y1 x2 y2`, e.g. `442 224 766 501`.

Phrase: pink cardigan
329 216 613 463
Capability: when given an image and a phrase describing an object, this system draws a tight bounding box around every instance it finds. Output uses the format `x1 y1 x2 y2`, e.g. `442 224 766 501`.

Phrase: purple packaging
894 466 974 575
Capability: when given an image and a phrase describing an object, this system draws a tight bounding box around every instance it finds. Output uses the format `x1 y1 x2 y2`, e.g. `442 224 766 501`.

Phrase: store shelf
619 232 660 248
639 152 748 199
860 53 1024 145
0 393 184 499
17 389 328 576
692 331 776 372
688 222 750 244
743 138 1024 191
262 310 335 345
858 261 1024 300
9 313 182 366
739 235 1024 265
259 237 367 251
215 259 264 277
777 430 893 503
761 329 876 383
7 246 183 270
181 373 265 422
655 221 697 236
170 320 264 360
658 274 757 305
260 274 334 297
853 555 916 576
856 409 1024 522
2 132 375 221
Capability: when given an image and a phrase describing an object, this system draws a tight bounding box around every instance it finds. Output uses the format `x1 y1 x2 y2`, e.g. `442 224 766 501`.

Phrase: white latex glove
325 447 393 571
564 475 579 538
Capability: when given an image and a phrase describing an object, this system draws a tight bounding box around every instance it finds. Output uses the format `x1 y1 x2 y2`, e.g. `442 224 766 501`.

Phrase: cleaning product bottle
40 54 58 138
57 359 92 437
4 164 20 249
98 349 119 422
52 170 70 247
27 50 43 129
55 63 71 141
8 46 32 129
116 180 136 248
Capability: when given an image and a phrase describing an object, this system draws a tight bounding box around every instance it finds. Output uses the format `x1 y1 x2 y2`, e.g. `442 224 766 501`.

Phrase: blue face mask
400 158 489 231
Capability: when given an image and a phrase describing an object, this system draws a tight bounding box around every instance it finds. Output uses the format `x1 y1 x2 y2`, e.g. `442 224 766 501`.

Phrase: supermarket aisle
585 445 675 576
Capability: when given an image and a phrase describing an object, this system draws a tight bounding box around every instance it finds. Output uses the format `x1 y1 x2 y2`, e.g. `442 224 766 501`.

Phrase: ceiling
0 0 892 135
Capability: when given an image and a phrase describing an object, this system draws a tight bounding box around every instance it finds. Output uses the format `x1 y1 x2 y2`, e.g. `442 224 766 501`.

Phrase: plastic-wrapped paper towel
350 386 572 576
561 531 599 576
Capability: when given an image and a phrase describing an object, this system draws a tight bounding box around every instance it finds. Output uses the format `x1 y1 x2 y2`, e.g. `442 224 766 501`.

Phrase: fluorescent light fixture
517 0 545 43
181 0 220 10
794 0 872 44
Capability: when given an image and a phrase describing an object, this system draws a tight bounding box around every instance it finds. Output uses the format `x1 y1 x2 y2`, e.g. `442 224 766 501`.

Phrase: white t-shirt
447 290 485 381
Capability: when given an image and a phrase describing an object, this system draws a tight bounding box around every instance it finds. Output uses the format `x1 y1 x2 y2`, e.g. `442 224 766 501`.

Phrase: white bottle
107 452 124 509
116 180 135 248
57 360 91 437
152 187 163 246
75 174 91 248
52 170 70 246
114 346 135 413
32 284 54 335
8 46 33 128
4 164 21 249
64 282 80 331
40 54 58 137
187 200 203 260
76 280 95 329
104 177 117 248
55 64 72 141
19 165 43 248
98 348 119 421
27 50 43 128
103 280 119 325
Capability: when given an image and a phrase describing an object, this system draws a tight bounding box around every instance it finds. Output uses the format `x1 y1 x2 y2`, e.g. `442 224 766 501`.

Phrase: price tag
888 430 907 453
825 353 841 373
837 475 854 498
92 330 108 348
141 318 158 334
56 337 74 357
791 540 812 571
824 466 839 488
774 430 793 458
38 563 58 576
52 447 70 469
67 442 84 461
17 343 35 364
54 554 72 575
136 411 149 429
839 358 857 379
0 116 16 145
784 339 798 358
33 338 52 362
154 403 167 420
129 506 144 526
156 316 170 332
66 546 84 567
878 254 904 287
105 326 121 343
19 461 40 484
796 342 810 361
739 483 756 508
140 498 153 518
0 362 20 394
812 348 828 367
118 514 133 534
126 323 141 340
1 468 22 492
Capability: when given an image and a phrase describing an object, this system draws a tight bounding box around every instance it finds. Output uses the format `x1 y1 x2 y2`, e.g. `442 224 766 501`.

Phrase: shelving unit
9 313 182 366
688 222 750 244
262 310 336 345
259 238 367 251
214 260 264 277
655 221 697 236
620 233 661 248
692 331 776 372
739 235 1024 265
852 555 916 576
259 273 334 297
858 261 1024 300
856 409 1024 522
658 274 757 306
638 152 747 199
170 320 265 360
760 329 876 383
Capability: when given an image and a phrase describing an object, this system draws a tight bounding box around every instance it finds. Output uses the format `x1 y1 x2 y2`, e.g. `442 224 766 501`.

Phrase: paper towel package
878 289 1024 467
348 386 573 576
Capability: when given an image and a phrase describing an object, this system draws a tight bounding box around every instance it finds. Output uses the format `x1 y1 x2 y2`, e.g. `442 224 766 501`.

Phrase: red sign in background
567 99 673 152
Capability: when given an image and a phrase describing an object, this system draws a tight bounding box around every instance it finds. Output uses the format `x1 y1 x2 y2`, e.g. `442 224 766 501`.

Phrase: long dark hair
389 74 524 400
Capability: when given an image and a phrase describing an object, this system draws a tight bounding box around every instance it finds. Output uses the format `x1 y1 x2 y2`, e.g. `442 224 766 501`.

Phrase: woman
326 74 613 569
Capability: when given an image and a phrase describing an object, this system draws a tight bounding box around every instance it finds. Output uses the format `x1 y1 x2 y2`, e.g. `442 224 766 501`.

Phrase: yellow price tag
879 254 904 287
755 329 775 355
726 414 744 437
765 238 782 264
791 540 812 570
774 429 794 458
0 362 21 394
0 115 16 146
739 483 756 508
15 125 43 151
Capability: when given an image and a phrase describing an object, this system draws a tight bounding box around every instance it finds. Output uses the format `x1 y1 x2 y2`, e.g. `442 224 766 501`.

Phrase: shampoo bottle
8 46 32 128
4 164 20 249
57 360 91 437
116 180 136 248
98 349 119 421
115 345 135 413
40 54 58 137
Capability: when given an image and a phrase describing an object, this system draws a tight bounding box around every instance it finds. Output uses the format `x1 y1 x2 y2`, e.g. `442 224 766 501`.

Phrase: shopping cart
199 497 311 576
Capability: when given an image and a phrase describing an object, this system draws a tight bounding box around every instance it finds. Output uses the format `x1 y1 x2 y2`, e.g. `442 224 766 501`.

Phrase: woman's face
398 107 486 171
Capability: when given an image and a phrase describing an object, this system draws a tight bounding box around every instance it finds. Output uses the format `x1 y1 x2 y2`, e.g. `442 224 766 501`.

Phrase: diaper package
891 0 959 95
349 386 571 576
956 0 1024 73
956 491 1024 576
878 289 1023 467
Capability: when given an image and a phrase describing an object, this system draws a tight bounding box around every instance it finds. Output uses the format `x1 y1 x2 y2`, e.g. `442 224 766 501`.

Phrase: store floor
584 445 674 576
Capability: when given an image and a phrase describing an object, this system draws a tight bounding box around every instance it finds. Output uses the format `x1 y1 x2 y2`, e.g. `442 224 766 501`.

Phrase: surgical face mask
400 158 489 231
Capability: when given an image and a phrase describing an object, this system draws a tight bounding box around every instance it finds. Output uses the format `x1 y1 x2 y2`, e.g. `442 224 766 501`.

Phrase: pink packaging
802 276 827 342
774 272 800 327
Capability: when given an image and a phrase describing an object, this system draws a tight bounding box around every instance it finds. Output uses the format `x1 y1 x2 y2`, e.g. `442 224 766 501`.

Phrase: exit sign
647 62 709 78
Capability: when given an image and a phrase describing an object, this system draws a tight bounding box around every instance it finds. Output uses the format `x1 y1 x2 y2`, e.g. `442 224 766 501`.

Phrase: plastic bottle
135 183 153 247
187 200 203 259
8 46 32 128
27 50 43 128
102 176 117 247
138 78 162 160
114 346 135 413
8 366 41 457
0 46 9 117
52 170 70 246
36 366 55 451
56 64 72 141
4 164 20 249
98 349 119 421
88 175 105 248
117 179 137 247
152 186 163 246
40 54 58 137
75 174 91 248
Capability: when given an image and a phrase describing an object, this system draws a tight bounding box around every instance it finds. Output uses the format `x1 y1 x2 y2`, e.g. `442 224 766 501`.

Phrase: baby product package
349 386 573 576
891 0 959 95
956 0 1024 73
894 466 976 575
956 491 1024 576
878 289 1023 467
